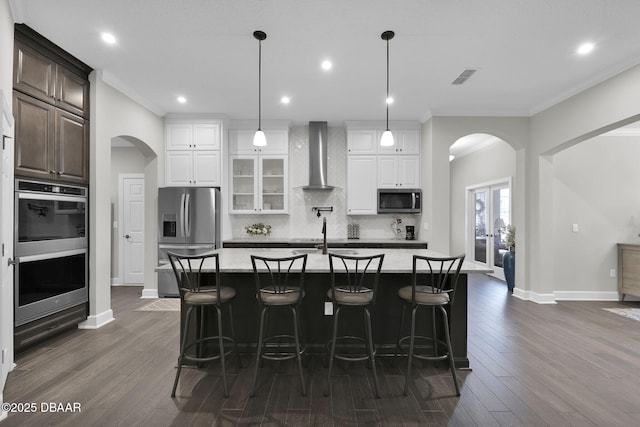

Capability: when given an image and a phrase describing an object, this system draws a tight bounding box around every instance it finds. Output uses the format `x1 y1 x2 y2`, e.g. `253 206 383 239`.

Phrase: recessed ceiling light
321 60 332 70
386 97 394 105
577 42 595 55
101 32 116 45
177 96 186 104
281 96 290 104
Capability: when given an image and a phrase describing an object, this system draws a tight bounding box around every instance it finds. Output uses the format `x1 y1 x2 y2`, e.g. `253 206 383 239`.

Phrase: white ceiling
11 0 640 125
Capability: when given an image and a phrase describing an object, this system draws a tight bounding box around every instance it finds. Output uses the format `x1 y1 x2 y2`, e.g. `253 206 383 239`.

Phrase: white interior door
469 181 511 280
121 175 144 284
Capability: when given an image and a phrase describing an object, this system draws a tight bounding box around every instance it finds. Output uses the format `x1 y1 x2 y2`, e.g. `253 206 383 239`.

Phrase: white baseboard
554 291 619 301
78 309 115 329
141 288 159 299
512 287 557 304
512 288 625 303
111 277 121 286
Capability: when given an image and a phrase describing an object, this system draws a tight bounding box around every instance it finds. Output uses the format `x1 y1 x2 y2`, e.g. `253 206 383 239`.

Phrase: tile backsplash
228 125 418 240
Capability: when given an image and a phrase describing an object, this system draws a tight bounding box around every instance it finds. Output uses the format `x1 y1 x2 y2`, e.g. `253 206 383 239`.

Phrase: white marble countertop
157 248 492 274
224 238 428 244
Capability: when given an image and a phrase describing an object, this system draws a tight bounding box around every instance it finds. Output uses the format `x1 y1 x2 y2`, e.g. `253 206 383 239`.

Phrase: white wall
552 133 640 297
423 117 529 258
227 125 420 240
526 64 640 300
449 140 517 256
85 72 163 327
0 0 14 417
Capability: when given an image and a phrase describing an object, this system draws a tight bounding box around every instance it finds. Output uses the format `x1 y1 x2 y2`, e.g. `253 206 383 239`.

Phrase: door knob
125 234 131 239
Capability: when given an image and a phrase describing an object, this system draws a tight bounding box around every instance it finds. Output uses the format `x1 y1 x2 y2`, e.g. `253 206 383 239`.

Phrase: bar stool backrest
251 254 308 303
412 254 465 305
168 251 221 304
328 253 385 303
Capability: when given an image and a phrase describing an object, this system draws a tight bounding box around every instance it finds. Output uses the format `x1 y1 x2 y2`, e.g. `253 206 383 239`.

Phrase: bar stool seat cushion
184 287 236 304
327 286 373 305
398 285 449 305
259 286 302 305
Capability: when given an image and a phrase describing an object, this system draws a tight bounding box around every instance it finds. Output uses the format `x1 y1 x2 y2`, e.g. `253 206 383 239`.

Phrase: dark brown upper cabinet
14 39 90 119
13 24 92 185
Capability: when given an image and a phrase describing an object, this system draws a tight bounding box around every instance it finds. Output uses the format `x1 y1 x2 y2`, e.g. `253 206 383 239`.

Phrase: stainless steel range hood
301 121 335 191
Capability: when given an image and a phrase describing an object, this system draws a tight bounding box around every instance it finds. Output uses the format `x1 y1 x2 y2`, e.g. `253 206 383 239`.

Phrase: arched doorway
110 135 157 289
450 133 516 282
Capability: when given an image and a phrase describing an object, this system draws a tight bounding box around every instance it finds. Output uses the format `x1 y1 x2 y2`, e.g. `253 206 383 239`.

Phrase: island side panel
216 271 469 368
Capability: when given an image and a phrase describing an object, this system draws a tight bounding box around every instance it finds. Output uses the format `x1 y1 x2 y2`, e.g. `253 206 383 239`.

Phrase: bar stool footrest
259 334 306 361
397 335 449 361
182 335 236 364
327 335 377 362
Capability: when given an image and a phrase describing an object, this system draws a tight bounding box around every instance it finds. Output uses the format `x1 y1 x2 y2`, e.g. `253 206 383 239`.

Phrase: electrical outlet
610 269 616 278
324 302 333 316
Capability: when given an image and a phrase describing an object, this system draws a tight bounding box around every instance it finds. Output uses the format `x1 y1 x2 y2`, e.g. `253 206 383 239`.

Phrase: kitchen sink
291 249 358 255
291 249 319 254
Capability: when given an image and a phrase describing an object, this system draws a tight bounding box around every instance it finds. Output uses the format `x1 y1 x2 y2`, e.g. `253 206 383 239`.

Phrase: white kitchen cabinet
166 150 221 186
229 129 288 155
166 122 221 151
230 155 288 214
347 129 379 154
377 129 420 155
377 155 420 188
346 124 421 213
165 120 222 186
347 155 377 215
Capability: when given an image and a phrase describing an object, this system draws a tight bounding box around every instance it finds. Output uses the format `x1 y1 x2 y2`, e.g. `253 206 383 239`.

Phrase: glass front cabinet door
231 157 256 212
230 155 287 214
260 156 286 213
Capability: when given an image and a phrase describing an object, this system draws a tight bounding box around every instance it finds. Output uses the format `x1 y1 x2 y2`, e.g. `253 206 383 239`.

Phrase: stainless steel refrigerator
157 187 221 297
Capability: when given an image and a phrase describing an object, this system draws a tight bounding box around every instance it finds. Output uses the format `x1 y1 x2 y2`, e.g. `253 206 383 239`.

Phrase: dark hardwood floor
3 275 640 426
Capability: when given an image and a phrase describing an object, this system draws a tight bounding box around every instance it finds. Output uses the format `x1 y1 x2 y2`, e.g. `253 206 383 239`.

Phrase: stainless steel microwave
377 188 422 214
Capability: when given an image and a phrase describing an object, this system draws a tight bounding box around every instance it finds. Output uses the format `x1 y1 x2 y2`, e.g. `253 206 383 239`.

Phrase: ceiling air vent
452 69 477 85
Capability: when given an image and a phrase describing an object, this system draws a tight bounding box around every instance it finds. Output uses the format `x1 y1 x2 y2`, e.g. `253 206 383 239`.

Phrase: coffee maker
405 225 415 240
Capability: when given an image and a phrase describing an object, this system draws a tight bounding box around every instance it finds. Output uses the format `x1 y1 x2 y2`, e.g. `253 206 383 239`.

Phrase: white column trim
141 289 159 299
78 309 115 329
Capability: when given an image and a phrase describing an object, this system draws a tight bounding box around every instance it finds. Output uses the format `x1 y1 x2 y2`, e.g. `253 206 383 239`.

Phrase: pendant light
253 30 267 147
380 30 395 147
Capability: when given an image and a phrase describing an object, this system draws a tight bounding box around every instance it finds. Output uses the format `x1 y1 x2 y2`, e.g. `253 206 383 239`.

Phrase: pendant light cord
386 36 390 130
258 38 262 130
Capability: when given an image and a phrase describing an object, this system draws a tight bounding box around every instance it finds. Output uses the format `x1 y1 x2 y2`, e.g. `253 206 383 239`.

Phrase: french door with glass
469 181 511 280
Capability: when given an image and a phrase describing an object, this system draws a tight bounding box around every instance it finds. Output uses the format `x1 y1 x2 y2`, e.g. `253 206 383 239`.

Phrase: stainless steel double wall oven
14 179 88 326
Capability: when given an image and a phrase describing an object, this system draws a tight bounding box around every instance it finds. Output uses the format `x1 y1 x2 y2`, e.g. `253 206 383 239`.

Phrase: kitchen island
158 248 491 368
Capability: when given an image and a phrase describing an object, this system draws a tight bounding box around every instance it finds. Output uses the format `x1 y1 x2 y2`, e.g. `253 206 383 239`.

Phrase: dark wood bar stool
250 254 308 397
168 251 239 398
396 254 465 396
324 253 384 398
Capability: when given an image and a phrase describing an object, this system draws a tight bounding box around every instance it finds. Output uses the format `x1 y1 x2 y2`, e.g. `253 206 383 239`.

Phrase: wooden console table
617 243 640 301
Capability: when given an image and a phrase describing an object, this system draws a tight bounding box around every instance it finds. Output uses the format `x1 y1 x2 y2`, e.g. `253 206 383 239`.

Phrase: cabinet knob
57 171 62 175
49 170 55 174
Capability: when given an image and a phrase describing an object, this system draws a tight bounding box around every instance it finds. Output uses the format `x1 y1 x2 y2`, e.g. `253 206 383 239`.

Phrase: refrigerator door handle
179 193 186 237
185 193 191 237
